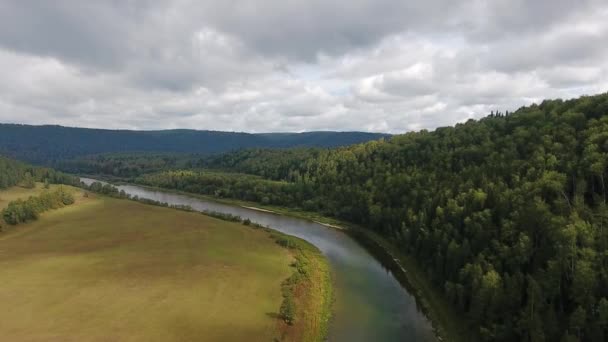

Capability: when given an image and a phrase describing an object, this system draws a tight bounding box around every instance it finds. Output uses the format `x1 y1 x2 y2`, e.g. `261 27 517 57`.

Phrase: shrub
1 188 76 225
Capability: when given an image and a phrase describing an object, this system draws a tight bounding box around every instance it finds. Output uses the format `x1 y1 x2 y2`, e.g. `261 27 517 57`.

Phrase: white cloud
0 1 607 133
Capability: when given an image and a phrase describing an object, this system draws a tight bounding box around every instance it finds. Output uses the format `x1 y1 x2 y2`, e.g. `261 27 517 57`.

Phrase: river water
80 178 436 342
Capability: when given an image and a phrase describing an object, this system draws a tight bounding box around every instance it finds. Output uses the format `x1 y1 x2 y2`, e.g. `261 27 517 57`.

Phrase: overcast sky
0 1 607 133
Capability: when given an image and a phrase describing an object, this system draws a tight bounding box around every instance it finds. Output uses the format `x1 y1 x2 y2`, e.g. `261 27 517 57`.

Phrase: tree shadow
266 312 282 319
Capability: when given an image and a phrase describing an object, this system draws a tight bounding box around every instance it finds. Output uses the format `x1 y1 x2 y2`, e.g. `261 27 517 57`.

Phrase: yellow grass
0 194 295 342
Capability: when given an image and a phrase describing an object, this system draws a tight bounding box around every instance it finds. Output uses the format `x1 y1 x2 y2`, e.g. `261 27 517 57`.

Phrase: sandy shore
241 205 276 213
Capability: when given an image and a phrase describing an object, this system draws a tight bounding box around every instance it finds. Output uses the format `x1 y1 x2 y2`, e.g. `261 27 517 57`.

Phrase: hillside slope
136 92 608 341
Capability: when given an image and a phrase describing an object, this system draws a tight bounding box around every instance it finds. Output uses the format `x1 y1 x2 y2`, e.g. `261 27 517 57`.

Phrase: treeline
0 156 28 189
54 148 325 181
136 93 608 341
2 188 75 225
135 170 305 206
199 148 324 181
56 153 200 178
0 155 80 190
33 167 81 187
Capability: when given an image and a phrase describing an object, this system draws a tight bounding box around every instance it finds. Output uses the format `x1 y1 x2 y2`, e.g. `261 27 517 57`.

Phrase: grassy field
0 191 330 341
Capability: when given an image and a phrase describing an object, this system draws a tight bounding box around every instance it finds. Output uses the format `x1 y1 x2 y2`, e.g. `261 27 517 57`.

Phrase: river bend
80 178 436 342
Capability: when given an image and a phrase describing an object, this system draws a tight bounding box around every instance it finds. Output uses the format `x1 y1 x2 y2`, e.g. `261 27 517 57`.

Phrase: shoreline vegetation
79 180 333 342
253 206 466 341
272 233 333 342
80 177 463 342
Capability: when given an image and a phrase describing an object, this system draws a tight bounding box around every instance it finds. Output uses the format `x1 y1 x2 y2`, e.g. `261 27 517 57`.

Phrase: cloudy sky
0 1 607 133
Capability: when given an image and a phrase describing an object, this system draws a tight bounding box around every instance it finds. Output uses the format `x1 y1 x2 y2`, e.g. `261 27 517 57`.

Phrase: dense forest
137 170 299 206
0 155 79 190
131 93 608 341
56 153 198 178
0 156 28 189
55 149 326 180
0 124 388 164
199 148 324 181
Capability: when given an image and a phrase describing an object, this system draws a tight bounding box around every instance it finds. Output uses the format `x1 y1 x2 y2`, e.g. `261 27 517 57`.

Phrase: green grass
0 193 331 342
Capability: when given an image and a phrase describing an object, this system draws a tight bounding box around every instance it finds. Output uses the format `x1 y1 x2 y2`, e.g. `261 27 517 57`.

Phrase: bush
1 188 76 225
280 294 296 325
274 236 298 249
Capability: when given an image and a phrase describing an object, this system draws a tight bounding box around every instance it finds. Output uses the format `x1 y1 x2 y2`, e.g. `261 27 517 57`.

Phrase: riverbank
78 179 334 342
242 205 276 213
270 232 333 342
348 229 472 342
94 179 470 342
254 203 472 342
262 208 473 342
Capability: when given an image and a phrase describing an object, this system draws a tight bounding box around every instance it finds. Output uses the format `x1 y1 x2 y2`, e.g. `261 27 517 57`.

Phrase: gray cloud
0 0 607 133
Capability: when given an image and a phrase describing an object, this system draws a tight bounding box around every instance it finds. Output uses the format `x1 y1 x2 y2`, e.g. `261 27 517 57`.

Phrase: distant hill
0 124 389 164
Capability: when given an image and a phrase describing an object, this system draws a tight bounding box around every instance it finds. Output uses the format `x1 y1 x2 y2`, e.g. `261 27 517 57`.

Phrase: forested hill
0 124 389 164
136 92 608 341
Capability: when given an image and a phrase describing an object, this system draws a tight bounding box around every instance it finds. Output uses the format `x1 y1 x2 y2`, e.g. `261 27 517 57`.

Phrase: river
80 178 436 342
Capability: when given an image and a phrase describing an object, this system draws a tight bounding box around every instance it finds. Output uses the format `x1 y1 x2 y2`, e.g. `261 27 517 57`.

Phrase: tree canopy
134 93 608 341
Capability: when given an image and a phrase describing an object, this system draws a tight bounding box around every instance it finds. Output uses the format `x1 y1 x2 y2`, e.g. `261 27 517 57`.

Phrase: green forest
56 153 197 178
0 156 28 189
5 93 608 340
0 156 79 190
93 93 608 341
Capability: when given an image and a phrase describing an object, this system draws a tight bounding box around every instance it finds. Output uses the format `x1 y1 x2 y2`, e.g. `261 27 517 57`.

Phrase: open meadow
0 192 299 341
